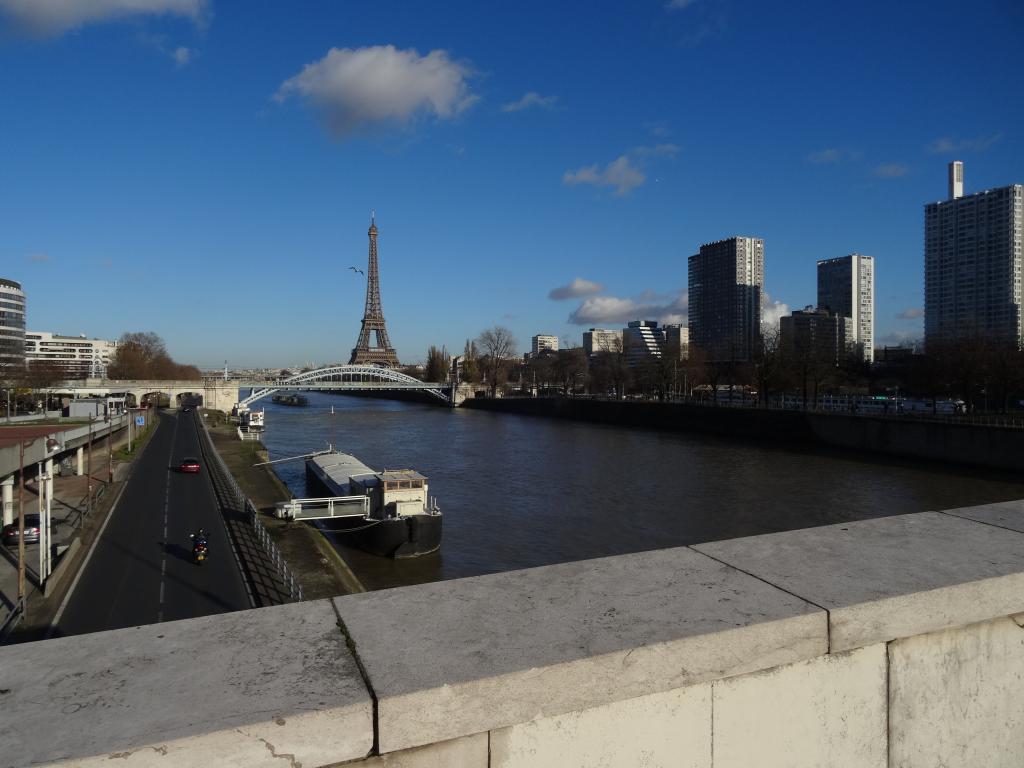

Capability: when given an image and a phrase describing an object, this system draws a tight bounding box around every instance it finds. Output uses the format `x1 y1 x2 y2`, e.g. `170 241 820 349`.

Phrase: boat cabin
347 468 429 519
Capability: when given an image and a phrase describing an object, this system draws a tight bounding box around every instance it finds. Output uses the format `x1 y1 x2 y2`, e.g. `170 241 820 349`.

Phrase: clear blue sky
2 0 1022 368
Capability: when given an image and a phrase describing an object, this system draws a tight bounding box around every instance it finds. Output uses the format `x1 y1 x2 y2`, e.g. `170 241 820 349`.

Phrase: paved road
55 410 251 637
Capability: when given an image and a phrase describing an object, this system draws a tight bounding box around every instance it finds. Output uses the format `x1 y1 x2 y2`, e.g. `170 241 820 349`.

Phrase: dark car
2 514 41 546
179 457 201 473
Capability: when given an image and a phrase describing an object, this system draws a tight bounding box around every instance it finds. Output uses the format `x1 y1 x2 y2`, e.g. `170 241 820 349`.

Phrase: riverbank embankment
202 414 364 596
462 397 1024 473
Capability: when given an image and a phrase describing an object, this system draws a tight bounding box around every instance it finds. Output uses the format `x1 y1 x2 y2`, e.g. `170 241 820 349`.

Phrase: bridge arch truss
237 365 450 408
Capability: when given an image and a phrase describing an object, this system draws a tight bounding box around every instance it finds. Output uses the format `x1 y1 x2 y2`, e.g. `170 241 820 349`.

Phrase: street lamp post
16 439 31 610
86 415 94 518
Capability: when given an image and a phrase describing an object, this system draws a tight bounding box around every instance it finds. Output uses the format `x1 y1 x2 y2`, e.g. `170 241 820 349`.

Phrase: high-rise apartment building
583 328 623 356
24 331 119 379
688 236 764 362
531 334 559 356
0 277 26 374
817 254 874 362
924 162 1023 348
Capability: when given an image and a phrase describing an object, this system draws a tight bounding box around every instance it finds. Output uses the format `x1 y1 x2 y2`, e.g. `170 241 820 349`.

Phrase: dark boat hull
306 463 442 558
322 514 442 558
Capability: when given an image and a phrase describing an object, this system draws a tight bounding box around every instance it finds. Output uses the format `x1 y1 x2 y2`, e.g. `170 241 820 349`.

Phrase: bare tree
476 326 517 397
108 332 201 380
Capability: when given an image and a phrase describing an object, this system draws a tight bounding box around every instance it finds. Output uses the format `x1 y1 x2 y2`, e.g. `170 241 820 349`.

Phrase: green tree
425 345 450 382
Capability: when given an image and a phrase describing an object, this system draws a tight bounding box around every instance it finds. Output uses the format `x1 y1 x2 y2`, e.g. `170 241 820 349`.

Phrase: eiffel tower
349 212 401 367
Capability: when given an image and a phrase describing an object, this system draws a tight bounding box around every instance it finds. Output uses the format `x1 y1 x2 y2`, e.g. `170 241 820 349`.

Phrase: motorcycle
190 534 209 565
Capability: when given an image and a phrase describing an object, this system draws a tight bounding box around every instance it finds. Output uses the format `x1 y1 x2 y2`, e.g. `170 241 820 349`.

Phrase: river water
257 392 1024 590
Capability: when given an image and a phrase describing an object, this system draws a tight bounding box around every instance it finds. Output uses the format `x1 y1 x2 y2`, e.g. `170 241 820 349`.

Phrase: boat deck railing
275 495 370 521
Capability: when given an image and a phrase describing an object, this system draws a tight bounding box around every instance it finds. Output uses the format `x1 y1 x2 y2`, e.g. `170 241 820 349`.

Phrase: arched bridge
237 365 454 408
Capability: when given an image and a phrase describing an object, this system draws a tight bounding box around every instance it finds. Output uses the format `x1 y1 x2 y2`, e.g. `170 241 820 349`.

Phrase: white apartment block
25 331 119 379
583 328 623 356
925 162 1023 348
663 324 689 359
817 254 874 362
531 334 559 356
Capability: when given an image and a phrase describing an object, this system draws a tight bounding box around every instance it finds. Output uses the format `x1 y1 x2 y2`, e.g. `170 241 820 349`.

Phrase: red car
179 457 201 473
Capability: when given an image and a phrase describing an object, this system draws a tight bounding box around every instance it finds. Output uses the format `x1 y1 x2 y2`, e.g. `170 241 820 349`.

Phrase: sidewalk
0 466 126 636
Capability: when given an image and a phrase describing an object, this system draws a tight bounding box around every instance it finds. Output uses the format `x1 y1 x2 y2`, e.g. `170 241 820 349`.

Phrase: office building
24 331 119 379
583 328 623 356
0 277 26 374
688 236 765 362
817 254 875 362
531 335 559 356
779 306 853 367
663 324 689 360
623 321 665 365
924 161 1024 348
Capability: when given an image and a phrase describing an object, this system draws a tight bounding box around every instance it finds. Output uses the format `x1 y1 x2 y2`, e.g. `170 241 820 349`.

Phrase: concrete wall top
694 511 1024 651
2 506 1024 766
334 546 826 753
1 600 373 767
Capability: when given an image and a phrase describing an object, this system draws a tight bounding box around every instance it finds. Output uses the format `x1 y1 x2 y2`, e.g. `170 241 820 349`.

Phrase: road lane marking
157 414 180 624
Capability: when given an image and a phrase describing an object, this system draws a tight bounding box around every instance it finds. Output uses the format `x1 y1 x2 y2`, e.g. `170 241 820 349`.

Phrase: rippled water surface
256 392 1024 590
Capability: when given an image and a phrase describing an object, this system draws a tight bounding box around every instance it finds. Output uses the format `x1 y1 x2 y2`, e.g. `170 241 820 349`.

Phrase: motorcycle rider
190 528 209 558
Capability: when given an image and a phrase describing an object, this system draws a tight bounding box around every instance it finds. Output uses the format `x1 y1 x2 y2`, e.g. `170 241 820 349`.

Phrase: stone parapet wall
3 502 1024 766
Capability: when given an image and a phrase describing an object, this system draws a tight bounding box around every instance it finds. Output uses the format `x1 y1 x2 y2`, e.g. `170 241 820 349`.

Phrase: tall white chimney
948 160 964 200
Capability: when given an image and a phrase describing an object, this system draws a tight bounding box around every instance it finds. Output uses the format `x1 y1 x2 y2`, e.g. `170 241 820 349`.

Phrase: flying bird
348 266 365 276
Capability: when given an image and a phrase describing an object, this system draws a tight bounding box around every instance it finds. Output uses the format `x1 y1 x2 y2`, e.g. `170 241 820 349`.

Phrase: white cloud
761 294 790 328
898 308 923 320
275 45 478 139
873 163 909 178
645 120 671 137
568 290 688 325
564 155 645 196
549 278 605 301
927 133 1002 155
562 144 679 197
501 92 557 113
172 45 192 66
0 0 206 36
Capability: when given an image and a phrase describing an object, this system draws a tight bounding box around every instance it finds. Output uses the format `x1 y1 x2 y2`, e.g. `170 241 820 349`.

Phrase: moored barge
305 452 442 558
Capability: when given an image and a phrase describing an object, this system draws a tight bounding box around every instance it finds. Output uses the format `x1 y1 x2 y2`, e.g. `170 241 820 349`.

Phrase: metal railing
0 600 24 642
196 415 303 602
275 495 370 521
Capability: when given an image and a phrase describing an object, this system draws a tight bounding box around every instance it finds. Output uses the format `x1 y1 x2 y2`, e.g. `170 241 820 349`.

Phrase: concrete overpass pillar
1 474 13 526
76 446 84 476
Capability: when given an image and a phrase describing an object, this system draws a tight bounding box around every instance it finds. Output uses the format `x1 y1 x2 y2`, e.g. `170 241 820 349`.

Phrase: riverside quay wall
462 397 1024 472
3 503 1024 767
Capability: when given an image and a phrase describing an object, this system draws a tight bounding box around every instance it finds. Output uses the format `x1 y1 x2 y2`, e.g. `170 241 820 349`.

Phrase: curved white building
0 277 26 373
